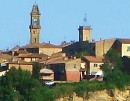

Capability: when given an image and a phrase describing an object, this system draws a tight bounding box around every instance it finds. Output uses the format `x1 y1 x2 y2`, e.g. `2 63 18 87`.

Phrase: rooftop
22 43 62 49
84 56 104 63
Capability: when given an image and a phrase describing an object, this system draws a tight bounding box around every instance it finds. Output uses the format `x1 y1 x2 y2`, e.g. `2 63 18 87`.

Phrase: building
46 56 81 82
40 68 54 81
94 38 116 56
7 61 33 72
83 56 103 75
94 38 130 57
79 26 92 42
17 53 48 62
21 43 62 56
29 3 41 44
112 39 130 57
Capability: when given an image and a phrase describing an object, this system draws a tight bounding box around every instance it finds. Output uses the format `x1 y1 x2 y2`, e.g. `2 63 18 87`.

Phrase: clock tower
29 3 41 44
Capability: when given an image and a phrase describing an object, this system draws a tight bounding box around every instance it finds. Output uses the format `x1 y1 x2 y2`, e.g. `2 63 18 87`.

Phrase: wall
89 62 103 74
8 63 33 72
23 57 39 62
95 39 115 56
122 44 130 57
65 59 81 82
39 48 62 56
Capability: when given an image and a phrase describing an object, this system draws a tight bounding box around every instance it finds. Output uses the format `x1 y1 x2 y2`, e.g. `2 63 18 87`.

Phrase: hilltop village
0 3 130 82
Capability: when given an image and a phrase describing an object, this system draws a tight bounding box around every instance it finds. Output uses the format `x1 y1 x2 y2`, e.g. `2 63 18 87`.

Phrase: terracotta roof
50 52 66 58
84 56 103 63
0 54 13 60
117 38 130 44
18 53 48 58
47 57 80 64
8 60 33 65
22 43 61 49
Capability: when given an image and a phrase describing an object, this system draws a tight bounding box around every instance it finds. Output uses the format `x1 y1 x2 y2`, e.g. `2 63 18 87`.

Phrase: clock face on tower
33 18 38 25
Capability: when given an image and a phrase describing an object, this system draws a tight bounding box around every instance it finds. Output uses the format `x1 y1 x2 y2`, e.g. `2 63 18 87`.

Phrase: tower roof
31 3 40 15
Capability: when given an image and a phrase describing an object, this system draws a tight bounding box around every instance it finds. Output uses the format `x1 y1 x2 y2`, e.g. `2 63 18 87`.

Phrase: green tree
122 56 130 75
74 51 89 58
102 49 128 89
32 62 42 79
102 48 123 70
0 67 43 101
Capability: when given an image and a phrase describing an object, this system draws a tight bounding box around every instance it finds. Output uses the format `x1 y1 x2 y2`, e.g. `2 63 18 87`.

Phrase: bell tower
29 3 41 44
79 26 92 42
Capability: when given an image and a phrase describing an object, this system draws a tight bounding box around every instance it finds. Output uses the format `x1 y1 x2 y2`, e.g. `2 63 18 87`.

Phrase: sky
0 0 130 50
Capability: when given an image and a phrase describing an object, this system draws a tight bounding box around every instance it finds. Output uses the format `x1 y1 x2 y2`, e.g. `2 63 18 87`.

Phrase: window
127 46 130 51
74 64 76 68
94 64 98 67
34 38 37 43
33 31 35 34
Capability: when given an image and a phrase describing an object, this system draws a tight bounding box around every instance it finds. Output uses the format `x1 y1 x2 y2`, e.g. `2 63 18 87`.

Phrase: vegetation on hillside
0 49 130 100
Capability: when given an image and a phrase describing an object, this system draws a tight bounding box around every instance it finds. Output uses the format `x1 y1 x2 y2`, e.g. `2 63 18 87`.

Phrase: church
22 3 62 56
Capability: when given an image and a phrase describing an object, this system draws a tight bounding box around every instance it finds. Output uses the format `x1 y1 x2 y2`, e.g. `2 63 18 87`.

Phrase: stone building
46 56 81 82
21 43 62 56
79 26 92 42
112 39 130 57
94 38 116 56
83 56 103 75
29 3 41 44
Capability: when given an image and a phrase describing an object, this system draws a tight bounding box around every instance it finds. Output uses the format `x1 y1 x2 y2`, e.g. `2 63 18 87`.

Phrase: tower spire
78 14 92 42
83 14 88 27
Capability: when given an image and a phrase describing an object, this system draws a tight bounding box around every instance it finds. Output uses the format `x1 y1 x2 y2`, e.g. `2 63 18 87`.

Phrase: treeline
0 67 54 101
0 49 130 101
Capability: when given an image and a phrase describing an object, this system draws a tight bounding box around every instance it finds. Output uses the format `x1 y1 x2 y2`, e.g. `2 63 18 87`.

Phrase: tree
102 48 123 70
0 67 43 101
32 62 42 79
74 51 89 58
122 56 130 75
102 49 128 89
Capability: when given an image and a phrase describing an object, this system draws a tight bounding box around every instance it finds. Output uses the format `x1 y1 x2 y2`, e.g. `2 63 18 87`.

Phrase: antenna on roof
35 0 37 4
83 14 88 26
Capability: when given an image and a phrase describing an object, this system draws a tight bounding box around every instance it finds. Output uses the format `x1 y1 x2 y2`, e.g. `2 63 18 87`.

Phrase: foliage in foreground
102 49 130 90
0 67 130 101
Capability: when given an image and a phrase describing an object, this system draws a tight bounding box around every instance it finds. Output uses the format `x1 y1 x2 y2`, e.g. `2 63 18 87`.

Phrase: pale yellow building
8 61 33 72
17 53 48 62
113 39 130 57
83 56 103 75
94 38 130 57
21 43 62 56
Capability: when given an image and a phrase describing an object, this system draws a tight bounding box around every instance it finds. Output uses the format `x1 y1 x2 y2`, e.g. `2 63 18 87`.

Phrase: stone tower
79 14 92 42
79 26 92 42
29 3 41 44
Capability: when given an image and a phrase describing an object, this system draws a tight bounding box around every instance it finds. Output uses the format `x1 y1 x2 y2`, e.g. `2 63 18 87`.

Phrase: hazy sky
0 0 130 49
